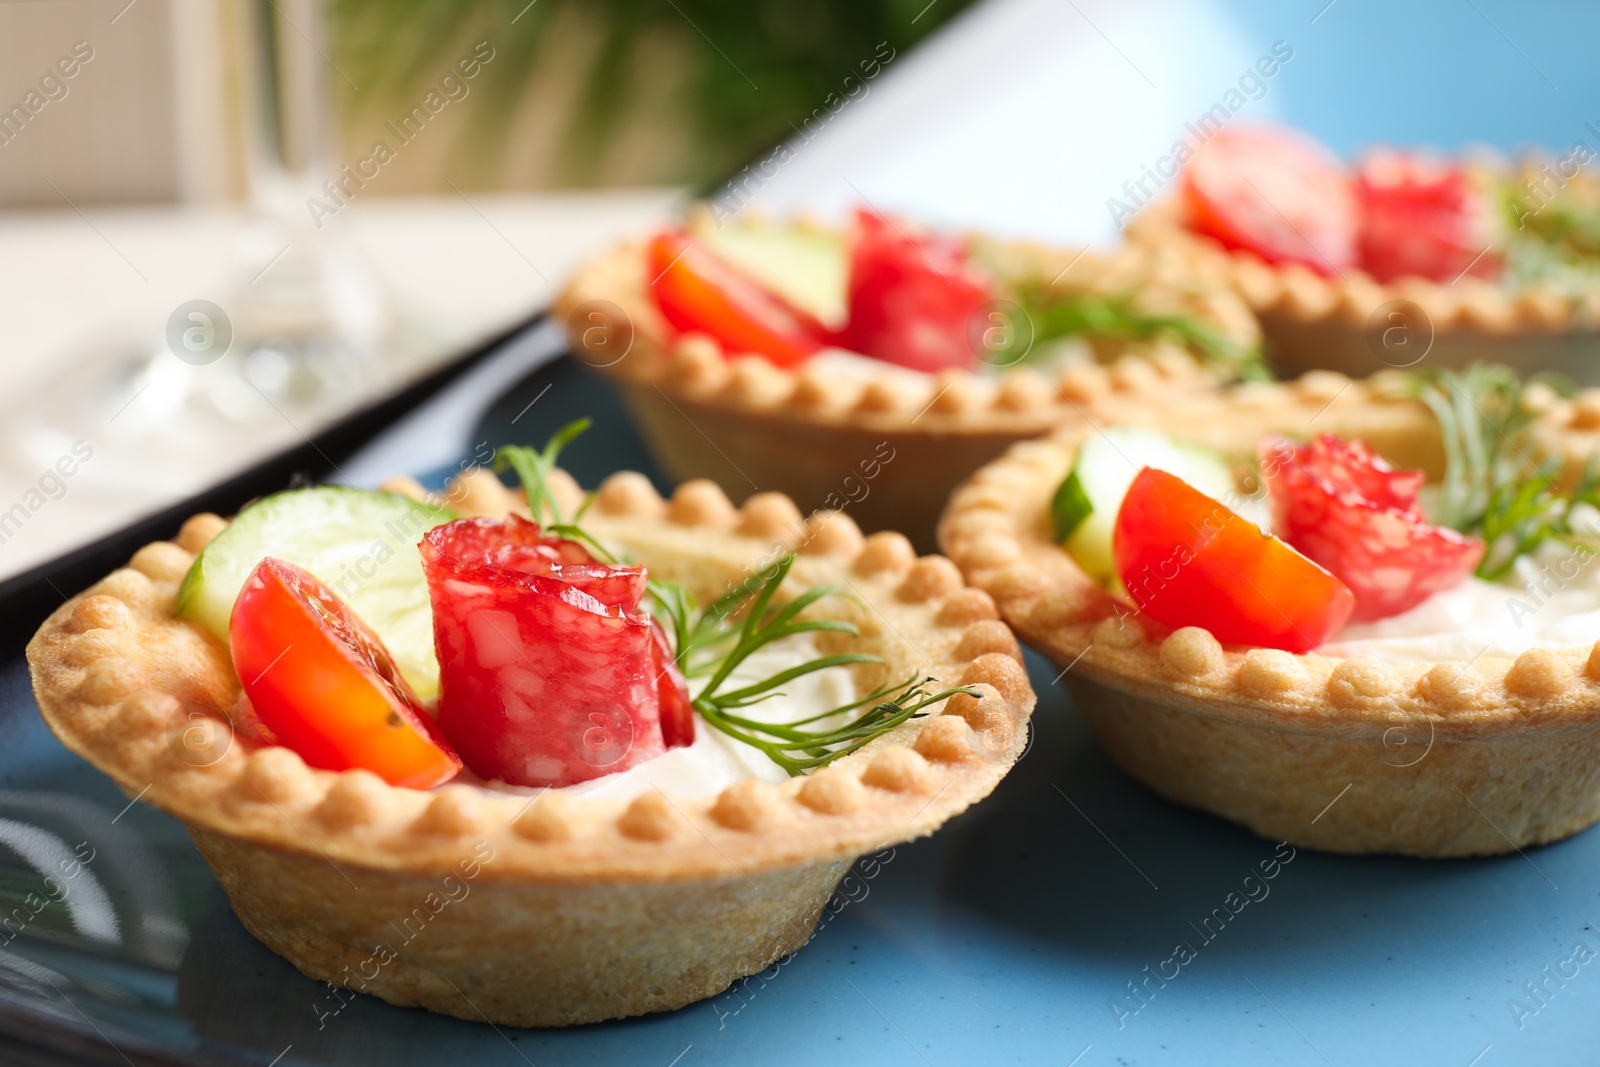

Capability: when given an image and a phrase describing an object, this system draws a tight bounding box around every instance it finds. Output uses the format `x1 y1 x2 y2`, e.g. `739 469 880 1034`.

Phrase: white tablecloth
0 190 680 582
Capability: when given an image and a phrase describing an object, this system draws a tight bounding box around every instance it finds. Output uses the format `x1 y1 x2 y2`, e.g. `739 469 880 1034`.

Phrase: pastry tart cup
1128 198 1600 383
27 471 1035 1027
940 370 1600 857
555 211 1257 551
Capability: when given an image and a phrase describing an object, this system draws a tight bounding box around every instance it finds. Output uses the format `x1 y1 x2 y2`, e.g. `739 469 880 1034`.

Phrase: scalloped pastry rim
1128 196 1600 336
27 472 1039 885
551 211 1248 436
938 373 1600 735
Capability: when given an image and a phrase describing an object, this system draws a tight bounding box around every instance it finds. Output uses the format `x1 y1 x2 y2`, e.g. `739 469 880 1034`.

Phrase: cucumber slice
177 487 455 700
690 218 848 329
1052 428 1238 584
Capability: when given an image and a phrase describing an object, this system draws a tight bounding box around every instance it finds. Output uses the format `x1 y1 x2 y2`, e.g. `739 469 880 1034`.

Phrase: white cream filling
1321 542 1600 663
459 634 859 802
807 336 1099 387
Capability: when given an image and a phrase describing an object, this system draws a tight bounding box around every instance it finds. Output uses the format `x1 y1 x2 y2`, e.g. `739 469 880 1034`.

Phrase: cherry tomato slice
229 557 461 789
832 209 993 373
1181 125 1356 276
647 230 825 368
1113 468 1354 652
1355 150 1495 283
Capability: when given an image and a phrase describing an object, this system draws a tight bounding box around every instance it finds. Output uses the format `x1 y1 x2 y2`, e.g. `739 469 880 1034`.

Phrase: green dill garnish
498 421 977 774
1402 365 1600 580
982 288 1266 380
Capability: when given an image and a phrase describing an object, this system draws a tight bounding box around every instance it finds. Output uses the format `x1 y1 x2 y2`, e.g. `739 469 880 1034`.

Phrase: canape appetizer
556 206 1259 548
1127 124 1600 381
27 426 1035 1026
940 366 1600 856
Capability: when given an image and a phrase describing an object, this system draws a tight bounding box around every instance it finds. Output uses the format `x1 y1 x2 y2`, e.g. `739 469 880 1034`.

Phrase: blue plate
3 356 1599 1066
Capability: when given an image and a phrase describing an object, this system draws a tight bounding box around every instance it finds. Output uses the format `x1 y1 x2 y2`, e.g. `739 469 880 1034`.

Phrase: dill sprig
498 421 975 774
494 418 593 527
1403 365 1600 580
986 288 1266 380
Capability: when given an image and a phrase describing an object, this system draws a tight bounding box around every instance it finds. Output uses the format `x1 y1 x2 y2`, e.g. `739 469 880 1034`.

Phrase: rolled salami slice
421 516 690 788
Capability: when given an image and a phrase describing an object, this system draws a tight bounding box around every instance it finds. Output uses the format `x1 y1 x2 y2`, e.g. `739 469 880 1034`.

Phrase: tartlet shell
939 370 1600 857
554 210 1256 549
1128 197 1600 383
27 471 1035 1025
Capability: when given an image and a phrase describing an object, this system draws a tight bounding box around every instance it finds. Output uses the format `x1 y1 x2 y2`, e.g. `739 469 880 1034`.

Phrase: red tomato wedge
1355 150 1495 283
832 209 993 373
647 229 825 368
1262 434 1483 621
421 516 692 788
228 557 461 789
1182 125 1357 275
1113 468 1354 652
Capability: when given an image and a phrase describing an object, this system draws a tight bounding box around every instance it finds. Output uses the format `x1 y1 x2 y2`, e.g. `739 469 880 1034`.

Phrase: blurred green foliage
329 0 975 189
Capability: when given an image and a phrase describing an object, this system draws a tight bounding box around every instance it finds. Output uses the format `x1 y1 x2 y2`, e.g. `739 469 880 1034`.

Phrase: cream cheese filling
806 337 1098 387
1321 542 1600 664
458 634 858 802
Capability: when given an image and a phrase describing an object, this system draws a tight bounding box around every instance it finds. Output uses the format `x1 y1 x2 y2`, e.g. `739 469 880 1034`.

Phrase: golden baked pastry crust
554 210 1257 547
939 370 1600 857
27 470 1035 1026
1128 197 1600 381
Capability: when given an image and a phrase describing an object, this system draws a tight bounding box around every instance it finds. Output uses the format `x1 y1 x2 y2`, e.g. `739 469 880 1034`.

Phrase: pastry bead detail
936 588 999 626
1327 658 1394 704
960 653 1030 705
1419 662 1481 704
450 468 516 518
996 370 1051 411
736 492 803 540
856 379 906 414
897 556 963 602
854 532 915 576
129 542 193 584
931 371 977 413
66 629 122 668
619 793 682 841
1091 616 1142 649
712 781 787 831
668 336 725 388
545 469 585 517
945 683 1008 731
1160 628 1223 678
954 620 1022 663
514 794 575 842
92 569 159 613
801 510 864 556
1057 364 1109 404
1505 649 1573 698
417 787 484 836
245 747 312 803
175 513 227 554
862 748 936 794
914 715 974 763
725 357 788 406
119 690 178 734
1238 649 1306 695
79 658 143 704
986 564 1048 601
1025 589 1085 630
668 480 736 527
597 471 664 517
798 769 865 815
318 771 389 828
963 534 1021 571
71 596 133 634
